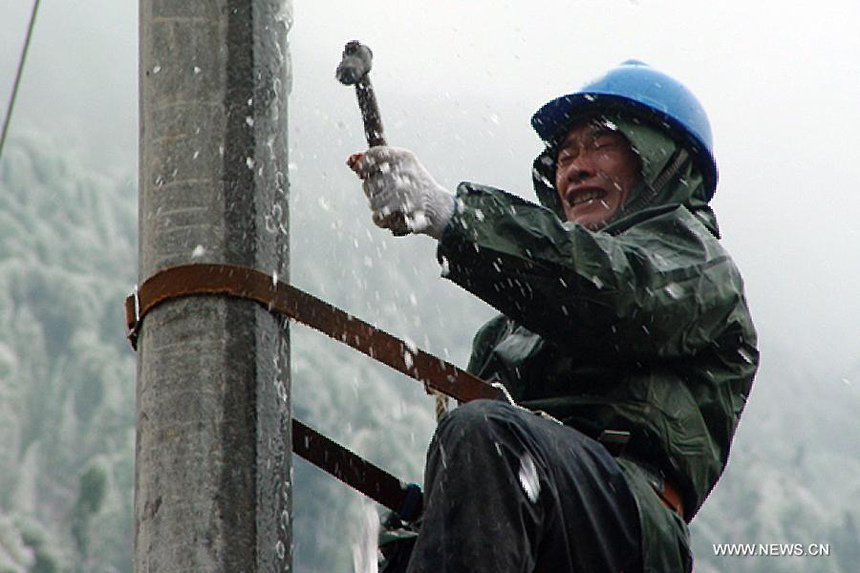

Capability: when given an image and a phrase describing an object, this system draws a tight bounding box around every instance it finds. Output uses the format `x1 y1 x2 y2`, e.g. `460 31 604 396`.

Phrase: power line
0 0 42 164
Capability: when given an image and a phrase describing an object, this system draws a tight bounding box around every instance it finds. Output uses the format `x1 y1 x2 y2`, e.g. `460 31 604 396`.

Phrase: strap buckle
598 429 631 456
126 285 141 350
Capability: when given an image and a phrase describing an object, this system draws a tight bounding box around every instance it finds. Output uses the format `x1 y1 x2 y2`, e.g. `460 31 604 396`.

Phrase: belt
560 423 687 520
611 446 685 521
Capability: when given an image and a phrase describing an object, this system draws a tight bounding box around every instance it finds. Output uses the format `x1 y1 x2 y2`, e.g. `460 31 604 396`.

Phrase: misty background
0 0 858 571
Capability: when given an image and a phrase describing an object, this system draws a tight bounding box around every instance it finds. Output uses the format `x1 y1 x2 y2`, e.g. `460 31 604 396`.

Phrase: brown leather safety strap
653 479 685 520
125 262 466 518
125 263 502 403
292 418 422 519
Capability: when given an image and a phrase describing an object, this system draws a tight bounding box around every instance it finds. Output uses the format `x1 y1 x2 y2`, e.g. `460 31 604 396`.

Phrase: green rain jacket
435 118 759 571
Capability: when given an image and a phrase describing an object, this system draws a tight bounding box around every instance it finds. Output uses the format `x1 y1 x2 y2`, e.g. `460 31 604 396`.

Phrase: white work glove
348 147 455 239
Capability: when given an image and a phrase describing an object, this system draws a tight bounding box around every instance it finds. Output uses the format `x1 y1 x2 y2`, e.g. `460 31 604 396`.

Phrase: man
349 61 758 572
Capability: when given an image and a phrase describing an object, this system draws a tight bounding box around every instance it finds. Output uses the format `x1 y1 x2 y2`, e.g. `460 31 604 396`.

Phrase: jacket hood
531 114 721 237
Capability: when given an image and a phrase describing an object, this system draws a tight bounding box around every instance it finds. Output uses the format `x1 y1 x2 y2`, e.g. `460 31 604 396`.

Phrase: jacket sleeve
437 183 752 361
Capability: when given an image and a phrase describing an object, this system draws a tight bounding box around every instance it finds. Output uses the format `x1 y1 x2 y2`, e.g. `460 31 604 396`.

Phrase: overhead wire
0 0 42 165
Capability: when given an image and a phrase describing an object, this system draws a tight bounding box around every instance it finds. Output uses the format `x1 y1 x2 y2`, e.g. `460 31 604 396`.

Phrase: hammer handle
353 67 408 235
355 77 387 147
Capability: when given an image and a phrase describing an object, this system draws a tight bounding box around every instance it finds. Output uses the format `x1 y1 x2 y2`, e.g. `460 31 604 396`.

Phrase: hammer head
336 41 373 85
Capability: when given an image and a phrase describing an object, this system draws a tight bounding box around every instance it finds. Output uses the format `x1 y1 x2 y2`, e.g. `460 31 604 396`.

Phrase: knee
436 399 516 443
441 398 510 425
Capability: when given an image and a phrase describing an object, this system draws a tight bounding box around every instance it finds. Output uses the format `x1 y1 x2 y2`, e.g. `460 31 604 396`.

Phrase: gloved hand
348 147 455 239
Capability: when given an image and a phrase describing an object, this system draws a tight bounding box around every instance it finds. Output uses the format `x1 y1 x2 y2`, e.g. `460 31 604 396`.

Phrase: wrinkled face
554 120 642 229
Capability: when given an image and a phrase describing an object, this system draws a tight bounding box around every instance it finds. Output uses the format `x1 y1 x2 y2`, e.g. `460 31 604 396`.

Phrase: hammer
336 40 387 148
337 41 409 235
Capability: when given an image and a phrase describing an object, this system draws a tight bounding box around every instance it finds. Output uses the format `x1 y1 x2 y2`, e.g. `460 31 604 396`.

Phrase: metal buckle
127 286 141 350
598 429 631 456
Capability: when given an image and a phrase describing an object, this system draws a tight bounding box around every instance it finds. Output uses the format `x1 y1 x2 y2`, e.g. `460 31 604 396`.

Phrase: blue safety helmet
531 60 718 198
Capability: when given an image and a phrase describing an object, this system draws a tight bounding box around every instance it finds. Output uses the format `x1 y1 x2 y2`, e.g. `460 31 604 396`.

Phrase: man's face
554 120 642 229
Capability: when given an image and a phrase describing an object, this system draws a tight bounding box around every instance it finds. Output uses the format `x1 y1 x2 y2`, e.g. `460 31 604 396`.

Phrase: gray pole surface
136 1 292 570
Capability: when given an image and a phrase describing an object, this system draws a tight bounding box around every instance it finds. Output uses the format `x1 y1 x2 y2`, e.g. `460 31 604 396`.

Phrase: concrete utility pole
136 1 292 571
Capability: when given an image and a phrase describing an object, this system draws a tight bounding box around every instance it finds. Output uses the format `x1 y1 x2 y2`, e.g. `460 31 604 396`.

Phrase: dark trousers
405 400 642 573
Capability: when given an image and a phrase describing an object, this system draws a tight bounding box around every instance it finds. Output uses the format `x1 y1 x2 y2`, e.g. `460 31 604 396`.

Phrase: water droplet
153 65 162 74
518 452 540 503
265 215 277 233
276 540 285 560
246 157 255 169
193 66 202 74
737 348 755 364
664 283 683 300
192 245 206 258
403 337 418 355
438 442 448 469
246 116 255 127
